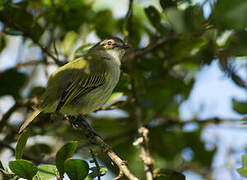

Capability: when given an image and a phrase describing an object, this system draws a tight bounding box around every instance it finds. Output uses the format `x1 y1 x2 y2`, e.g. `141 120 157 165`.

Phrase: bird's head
90 37 129 63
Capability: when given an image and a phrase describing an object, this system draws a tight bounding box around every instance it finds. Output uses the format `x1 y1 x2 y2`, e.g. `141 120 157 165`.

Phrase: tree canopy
0 0 247 179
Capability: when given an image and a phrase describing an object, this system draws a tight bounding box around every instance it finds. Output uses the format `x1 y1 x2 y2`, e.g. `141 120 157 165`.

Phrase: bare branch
12 60 55 70
219 54 247 90
69 116 139 180
126 0 134 44
36 41 65 66
130 35 178 59
0 102 21 132
0 140 52 165
133 127 154 180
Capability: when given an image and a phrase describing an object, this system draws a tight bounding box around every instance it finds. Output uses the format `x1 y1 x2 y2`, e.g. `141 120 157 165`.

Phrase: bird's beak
122 44 130 50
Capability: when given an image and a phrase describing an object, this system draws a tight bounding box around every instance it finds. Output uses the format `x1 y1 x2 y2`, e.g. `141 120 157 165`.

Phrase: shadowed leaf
64 158 89 180
55 141 78 177
15 129 30 159
9 160 38 179
0 69 27 99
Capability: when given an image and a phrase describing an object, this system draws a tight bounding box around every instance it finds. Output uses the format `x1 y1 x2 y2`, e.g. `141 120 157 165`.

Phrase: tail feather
19 109 41 134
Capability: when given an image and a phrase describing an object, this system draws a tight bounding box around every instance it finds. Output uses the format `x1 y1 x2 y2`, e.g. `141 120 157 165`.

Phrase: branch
127 35 178 61
126 0 134 44
95 101 126 112
69 116 139 180
0 14 64 66
12 60 55 70
219 54 247 90
0 102 21 132
0 98 38 132
35 41 65 66
0 140 52 165
133 127 154 180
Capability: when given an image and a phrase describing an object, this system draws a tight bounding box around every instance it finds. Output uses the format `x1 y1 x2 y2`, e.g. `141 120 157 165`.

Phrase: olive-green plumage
19 37 129 133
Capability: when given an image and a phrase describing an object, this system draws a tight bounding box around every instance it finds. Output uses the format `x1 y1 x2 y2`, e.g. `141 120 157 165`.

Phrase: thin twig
69 116 139 180
133 127 154 180
0 140 52 165
126 0 134 44
36 41 65 66
132 35 178 59
12 60 54 70
90 149 101 180
219 54 247 89
95 101 126 112
0 102 21 132
53 40 59 61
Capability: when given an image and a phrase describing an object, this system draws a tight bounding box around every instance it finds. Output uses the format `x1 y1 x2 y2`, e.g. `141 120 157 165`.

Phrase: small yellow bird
19 37 129 133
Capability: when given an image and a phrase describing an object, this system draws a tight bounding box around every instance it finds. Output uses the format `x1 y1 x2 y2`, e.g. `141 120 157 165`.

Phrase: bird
19 37 129 133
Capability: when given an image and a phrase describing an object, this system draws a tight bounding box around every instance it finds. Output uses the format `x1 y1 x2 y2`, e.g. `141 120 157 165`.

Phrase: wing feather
56 72 107 112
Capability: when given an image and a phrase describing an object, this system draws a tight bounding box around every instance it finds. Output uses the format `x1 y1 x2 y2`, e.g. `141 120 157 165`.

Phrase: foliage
0 0 247 179
238 155 247 178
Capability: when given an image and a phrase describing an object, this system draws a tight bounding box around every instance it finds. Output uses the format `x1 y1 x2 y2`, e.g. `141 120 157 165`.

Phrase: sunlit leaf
36 164 58 180
232 99 247 114
62 31 78 56
237 154 247 177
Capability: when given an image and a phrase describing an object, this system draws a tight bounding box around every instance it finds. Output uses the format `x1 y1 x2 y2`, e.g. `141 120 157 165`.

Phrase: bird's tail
19 109 41 134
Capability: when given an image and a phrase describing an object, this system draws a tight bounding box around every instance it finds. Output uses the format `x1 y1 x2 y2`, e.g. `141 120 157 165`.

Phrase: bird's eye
107 41 113 45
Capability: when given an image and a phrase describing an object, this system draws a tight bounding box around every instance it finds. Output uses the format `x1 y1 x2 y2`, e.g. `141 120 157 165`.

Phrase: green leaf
28 143 53 156
15 129 30 159
62 31 78 56
0 69 28 99
223 31 247 57
165 8 185 33
154 169 185 180
0 4 44 41
36 164 58 179
210 0 247 30
64 158 89 180
94 10 115 38
0 160 4 170
237 167 247 178
73 43 95 59
106 92 123 104
144 6 161 27
9 160 38 179
237 154 247 177
55 141 78 177
28 86 45 98
160 0 177 9
232 99 247 114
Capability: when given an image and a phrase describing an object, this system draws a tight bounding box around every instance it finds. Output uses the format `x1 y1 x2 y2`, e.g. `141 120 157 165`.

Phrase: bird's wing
55 71 107 112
